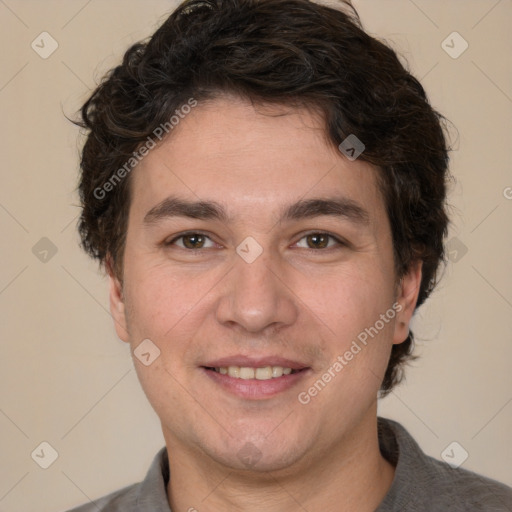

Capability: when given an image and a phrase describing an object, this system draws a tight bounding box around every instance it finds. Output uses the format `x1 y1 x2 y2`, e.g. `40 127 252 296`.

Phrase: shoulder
68 484 140 512
63 446 170 512
422 455 512 510
377 417 512 512
64 482 139 512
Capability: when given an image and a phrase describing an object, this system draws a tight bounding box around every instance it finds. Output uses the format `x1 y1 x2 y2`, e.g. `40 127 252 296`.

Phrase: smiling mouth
203 366 305 380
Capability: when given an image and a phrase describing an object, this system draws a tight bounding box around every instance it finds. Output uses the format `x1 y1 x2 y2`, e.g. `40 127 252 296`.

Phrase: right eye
165 232 217 250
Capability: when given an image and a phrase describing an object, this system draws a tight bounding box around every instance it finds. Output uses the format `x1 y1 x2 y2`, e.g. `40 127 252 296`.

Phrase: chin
202 428 312 474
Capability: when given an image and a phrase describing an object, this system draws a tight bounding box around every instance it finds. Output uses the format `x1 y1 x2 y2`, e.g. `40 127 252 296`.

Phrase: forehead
129 95 385 225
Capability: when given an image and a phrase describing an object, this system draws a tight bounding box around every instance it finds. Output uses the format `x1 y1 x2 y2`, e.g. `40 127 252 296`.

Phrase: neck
165 406 395 512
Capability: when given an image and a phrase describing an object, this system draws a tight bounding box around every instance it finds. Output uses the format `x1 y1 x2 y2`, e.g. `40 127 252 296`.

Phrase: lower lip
202 367 310 399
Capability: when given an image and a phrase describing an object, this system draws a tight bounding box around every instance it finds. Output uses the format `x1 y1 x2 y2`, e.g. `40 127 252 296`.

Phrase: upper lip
202 355 310 370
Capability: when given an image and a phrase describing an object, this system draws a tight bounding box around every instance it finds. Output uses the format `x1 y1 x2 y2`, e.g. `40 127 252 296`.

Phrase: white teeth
272 366 283 378
239 367 255 379
214 365 296 380
255 366 272 380
228 366 240 378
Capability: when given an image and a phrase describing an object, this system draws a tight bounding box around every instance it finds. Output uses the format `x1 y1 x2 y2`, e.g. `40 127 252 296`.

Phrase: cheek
132 357 203 444
300 265 394 345
123 268 195 346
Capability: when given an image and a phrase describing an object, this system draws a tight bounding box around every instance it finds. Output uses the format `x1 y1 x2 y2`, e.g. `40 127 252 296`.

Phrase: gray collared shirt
66 417 512 511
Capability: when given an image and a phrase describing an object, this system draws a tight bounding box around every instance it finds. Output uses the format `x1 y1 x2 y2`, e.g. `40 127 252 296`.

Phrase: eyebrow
143 195 370 227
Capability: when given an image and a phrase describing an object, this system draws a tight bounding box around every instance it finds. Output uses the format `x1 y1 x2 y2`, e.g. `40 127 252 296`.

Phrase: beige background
0 1 511 511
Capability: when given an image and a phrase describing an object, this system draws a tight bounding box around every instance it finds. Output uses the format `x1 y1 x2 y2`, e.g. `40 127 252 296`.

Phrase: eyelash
164 231 346 251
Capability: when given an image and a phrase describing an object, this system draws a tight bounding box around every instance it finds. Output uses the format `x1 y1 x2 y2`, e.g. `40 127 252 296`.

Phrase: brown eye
182 234 206 249
294 232 345 251
166 233 215 249
306 233 330 249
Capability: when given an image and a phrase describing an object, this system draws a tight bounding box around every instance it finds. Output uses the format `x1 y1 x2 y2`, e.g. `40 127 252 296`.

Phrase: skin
108 94 422 512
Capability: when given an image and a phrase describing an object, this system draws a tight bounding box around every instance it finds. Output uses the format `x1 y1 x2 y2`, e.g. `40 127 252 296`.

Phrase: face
109 94 421 473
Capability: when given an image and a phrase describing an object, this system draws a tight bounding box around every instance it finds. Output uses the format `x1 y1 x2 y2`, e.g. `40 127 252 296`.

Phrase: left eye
295 233 342 250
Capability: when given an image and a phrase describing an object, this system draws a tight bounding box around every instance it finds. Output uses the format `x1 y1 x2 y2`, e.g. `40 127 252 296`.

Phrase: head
76 0 450 472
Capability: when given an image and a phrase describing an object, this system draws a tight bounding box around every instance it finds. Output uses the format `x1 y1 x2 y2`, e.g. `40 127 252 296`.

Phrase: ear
392 259 423 345
106 255 130 343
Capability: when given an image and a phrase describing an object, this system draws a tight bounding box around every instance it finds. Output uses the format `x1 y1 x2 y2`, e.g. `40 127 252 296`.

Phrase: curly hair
75 0 451 395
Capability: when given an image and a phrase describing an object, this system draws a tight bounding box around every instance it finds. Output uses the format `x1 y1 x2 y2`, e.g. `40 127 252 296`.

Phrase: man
68 0 512 510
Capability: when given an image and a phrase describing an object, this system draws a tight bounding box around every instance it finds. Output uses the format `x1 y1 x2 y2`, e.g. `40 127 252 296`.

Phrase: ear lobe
392 260 423 345
106 256 130 343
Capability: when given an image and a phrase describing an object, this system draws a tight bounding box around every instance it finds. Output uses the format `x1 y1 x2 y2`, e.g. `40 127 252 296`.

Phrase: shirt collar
376 416 429 511
136 446 172 511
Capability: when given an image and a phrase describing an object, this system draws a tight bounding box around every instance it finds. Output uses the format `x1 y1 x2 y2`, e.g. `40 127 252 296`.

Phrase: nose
215 247 299 334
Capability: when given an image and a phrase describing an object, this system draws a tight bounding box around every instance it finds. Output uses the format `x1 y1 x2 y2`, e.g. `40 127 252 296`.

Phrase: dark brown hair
76 0 451 395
